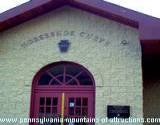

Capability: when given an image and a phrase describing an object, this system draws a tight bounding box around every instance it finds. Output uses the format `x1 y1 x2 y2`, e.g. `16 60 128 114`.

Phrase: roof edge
0 0 160 40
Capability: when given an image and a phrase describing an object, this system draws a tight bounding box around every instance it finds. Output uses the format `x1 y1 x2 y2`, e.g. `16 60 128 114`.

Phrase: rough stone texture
0 6 142 125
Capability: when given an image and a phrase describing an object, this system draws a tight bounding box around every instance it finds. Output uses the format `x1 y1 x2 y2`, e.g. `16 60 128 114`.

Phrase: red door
65 91 94 125
30 61 95 125
35 92 62 123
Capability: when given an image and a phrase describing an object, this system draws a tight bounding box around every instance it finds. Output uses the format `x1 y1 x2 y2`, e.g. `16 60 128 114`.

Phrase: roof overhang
0 0 160 55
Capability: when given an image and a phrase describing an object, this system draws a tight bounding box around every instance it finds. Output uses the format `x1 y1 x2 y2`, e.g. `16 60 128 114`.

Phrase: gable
0 6 140 51
0 0 160 41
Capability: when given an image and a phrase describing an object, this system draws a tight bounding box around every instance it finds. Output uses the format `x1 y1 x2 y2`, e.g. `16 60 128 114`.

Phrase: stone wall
0 6 142 125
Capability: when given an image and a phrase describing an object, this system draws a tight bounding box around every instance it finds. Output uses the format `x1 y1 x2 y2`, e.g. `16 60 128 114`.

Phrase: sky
0 0 160 19
105 0 160 18
0 0 30 13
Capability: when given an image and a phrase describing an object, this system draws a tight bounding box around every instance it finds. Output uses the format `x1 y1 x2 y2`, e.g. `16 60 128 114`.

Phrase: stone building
0 0 160 125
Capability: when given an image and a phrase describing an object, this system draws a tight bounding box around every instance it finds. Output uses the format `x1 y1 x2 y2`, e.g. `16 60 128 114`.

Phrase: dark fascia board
69 0 160 40
0 0 65 31
0 0 160 41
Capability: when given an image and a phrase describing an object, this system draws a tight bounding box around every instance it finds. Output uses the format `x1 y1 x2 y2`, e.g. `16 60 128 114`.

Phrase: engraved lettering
21 30 109 48
99 38 105 43
70 31 75 36
80 32 85 37
50 32 56 37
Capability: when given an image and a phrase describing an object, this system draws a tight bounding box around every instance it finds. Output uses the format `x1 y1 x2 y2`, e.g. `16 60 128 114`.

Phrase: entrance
30 61 95 125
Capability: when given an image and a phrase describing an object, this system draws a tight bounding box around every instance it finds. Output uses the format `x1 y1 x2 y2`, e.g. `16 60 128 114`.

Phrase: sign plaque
107 105 130 118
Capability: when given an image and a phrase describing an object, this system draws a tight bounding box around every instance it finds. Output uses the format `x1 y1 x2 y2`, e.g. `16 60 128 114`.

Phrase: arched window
35 61 95 87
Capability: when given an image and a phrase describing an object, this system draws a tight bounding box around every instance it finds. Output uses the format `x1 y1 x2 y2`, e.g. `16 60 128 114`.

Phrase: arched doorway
30 61 95 125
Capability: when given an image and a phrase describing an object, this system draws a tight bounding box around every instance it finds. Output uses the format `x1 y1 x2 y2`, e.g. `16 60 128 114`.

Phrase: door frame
29 61 96 125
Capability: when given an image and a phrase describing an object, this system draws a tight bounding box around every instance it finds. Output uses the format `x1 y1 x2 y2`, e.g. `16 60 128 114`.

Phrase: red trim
33 61 95 86
68 1 139 28
0 0 160 41
0 0 160 55
29 61 95 125
0 0 65 31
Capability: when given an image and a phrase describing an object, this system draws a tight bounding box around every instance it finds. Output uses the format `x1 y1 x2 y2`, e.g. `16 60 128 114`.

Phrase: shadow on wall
143 80 160 125
143 54 160 125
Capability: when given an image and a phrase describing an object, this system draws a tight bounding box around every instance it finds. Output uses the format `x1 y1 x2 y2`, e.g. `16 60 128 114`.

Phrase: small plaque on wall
107 105 130 118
